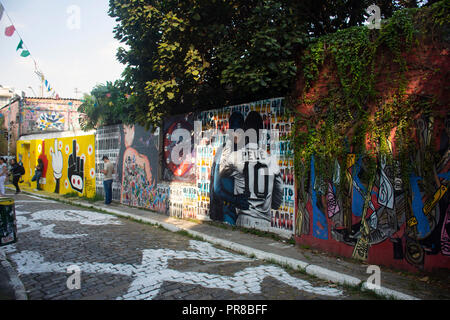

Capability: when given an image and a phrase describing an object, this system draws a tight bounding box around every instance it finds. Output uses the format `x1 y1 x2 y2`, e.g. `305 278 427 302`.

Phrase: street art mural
295 114 450 271
95 124 161 211
37 112 65 131
90 97 448 272
20 98 82 134
163 113 196 182
94 98 295 236
17 134 96 198
196 98 295 235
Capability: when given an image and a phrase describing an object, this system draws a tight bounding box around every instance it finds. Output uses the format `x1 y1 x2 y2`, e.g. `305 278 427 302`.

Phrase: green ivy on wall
290 1 448 200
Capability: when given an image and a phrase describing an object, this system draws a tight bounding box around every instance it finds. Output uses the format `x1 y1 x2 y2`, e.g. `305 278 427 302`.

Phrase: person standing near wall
102 156 114 205
9 159 24 195
31 158 44 191
0 158 8 196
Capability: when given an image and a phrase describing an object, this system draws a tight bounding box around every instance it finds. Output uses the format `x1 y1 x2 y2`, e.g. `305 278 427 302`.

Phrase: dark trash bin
0 198 17 246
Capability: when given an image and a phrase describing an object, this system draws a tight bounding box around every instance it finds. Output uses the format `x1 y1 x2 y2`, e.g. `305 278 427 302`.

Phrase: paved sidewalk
3 185 450 300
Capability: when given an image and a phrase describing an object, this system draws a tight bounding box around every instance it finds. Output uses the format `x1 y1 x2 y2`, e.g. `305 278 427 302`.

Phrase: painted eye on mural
71 176 83 190
88 145 93 155
59 141 63 150
90 168 95 178
65 145 70 154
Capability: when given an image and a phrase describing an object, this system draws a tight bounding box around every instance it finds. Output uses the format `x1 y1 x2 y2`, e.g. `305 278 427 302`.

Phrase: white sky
0 0 125 99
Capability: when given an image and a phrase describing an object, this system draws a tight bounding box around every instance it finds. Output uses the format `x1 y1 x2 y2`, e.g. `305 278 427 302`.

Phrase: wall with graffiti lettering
17 132 96 198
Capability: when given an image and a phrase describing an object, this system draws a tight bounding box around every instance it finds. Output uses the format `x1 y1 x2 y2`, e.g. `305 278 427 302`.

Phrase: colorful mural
196 98 295 235
95 124 161 211
295 115 450 271
20 98 82 135
17 133 96 198
94 98 295 236
163 113 196 182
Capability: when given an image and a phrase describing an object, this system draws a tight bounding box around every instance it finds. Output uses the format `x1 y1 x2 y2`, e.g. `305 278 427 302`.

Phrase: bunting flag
1 2 58 97
5 25 15 37
20 50 30 57
16 39 23 51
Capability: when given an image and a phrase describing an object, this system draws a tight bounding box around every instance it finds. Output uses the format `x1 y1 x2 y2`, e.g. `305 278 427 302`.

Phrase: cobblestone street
1 193 373 300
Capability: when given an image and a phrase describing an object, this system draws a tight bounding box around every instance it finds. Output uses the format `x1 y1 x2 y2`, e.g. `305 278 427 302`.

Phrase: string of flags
0 1 57 97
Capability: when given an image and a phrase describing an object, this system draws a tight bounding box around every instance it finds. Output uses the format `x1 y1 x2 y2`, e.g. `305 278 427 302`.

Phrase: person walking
0 158 7 196
10 159 23 195
102 156 114 205
31 158 44 191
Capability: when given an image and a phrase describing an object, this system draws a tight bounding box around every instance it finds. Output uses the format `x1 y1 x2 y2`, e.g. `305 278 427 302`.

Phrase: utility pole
74 88 81 99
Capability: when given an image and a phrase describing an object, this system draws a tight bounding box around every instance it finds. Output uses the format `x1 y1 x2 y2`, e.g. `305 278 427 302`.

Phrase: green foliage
292 1 448 190
108 0 393 129
78 80 135 130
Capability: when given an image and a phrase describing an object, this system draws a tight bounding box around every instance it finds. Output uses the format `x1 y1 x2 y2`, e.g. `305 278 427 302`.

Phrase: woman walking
9 159 23 195
0 158 7 196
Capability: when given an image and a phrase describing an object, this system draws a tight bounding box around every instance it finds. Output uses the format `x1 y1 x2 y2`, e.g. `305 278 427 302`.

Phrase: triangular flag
16 39 23 51
5 25 15 37
20 50 30 57
0 4 4 22
45 80 48 87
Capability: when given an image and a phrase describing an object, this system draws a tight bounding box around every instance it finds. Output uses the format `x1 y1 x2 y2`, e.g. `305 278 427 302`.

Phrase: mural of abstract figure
51 139 63 193
119 125 159 208
68 140 84 193
37 141 48 186
163 114 195 182
209 112 249 225
296 112 449 272
37 112 65 131
219 112 283 229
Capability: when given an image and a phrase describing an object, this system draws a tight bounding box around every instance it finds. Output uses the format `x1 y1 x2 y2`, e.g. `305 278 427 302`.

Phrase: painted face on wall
123 125 135 148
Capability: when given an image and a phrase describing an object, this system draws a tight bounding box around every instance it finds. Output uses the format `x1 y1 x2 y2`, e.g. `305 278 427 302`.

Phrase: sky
0 0 125 99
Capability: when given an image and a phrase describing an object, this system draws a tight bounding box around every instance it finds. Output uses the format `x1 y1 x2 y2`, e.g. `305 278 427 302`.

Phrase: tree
108 0 419 128
78 80 134 130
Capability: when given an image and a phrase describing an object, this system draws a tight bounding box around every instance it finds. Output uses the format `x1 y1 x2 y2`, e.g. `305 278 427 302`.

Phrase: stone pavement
2 184 450 300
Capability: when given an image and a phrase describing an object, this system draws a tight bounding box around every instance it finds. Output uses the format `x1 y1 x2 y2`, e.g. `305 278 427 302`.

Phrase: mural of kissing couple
192 98 295 234
208 110 284 230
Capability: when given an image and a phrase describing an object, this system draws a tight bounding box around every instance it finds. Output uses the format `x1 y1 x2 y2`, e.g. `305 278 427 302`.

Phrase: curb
0 251 27 300
18 190 420 300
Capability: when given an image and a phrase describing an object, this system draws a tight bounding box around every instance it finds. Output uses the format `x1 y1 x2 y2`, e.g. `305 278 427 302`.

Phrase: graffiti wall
20 98 82 135
163 113 196 183
295 115 450 272
195 98 295 236
17 132 96 198
95 124 161 211
95 98 295 237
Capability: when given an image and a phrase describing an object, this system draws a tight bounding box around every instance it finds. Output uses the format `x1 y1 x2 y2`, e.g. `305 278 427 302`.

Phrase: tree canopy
80 0 435 129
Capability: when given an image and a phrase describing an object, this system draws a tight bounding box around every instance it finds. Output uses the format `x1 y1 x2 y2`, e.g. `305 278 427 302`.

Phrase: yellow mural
16 134 96 198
